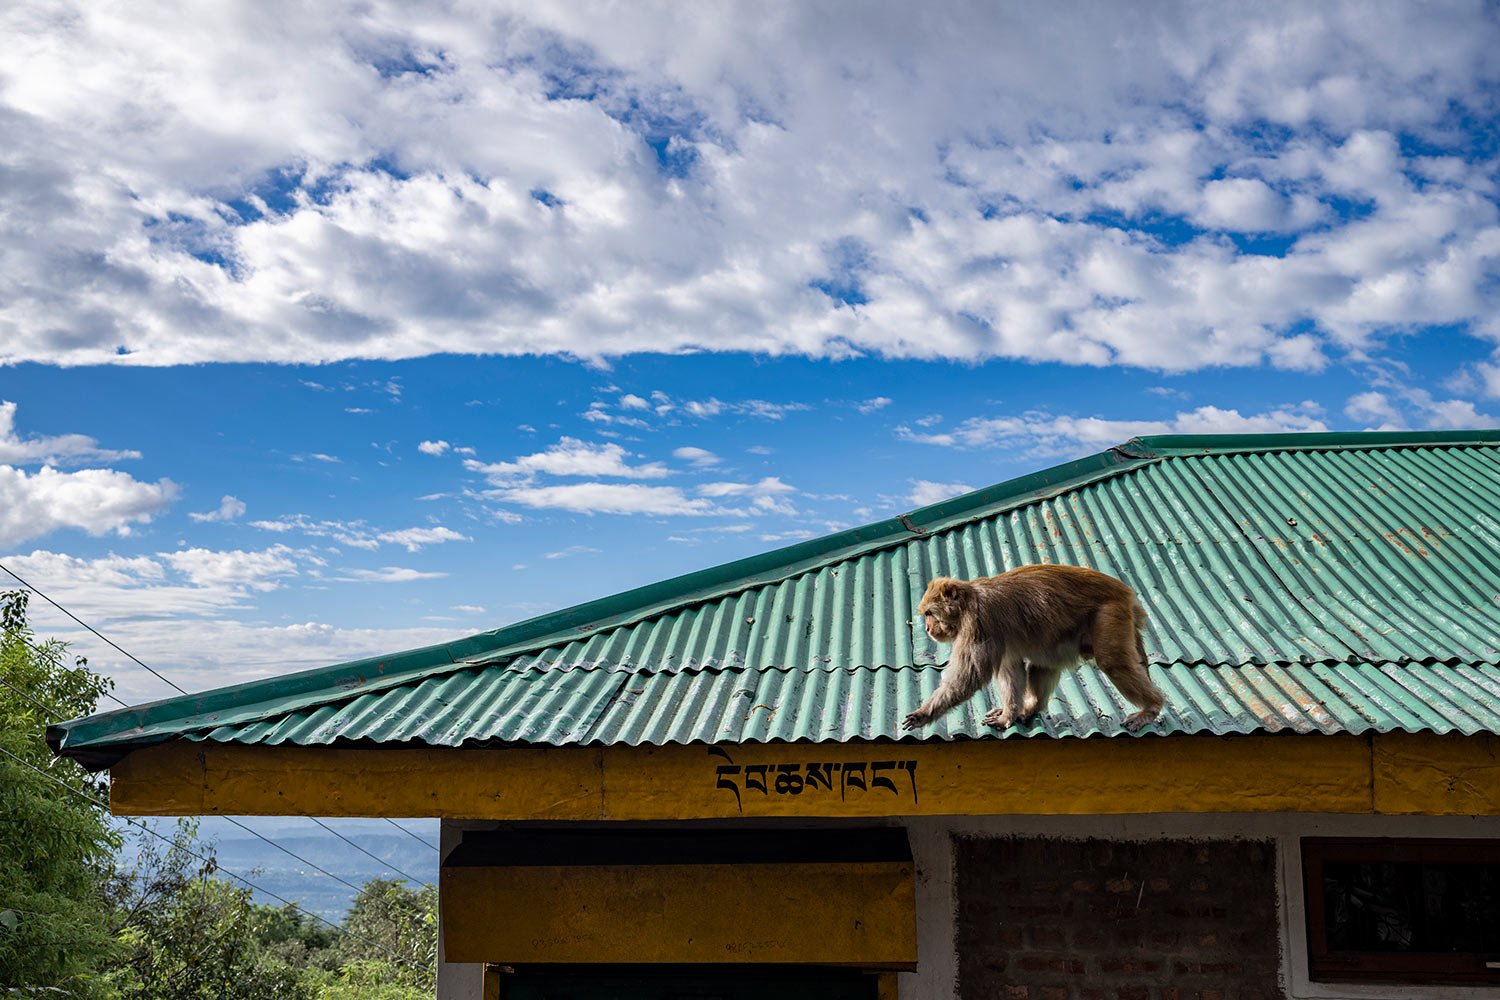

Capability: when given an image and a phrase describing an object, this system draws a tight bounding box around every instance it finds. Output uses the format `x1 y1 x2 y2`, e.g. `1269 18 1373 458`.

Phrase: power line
3 627 131 710
383 817 440 853
307 816 427 883
0 561 186 695
217 816 367 895
0 744 342 934
2 744 430 975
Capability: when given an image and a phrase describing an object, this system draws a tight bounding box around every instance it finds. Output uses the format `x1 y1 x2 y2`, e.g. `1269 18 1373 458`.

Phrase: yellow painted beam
107 732 1396 819
1372 731 1500 815
441 860 916 966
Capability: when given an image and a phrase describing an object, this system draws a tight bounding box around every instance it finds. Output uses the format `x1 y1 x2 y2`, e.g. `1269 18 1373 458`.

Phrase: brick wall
954 837 1282 1000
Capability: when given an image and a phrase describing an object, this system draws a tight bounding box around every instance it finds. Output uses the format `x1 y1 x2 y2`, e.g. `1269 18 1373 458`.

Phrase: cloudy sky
3 0 1499 705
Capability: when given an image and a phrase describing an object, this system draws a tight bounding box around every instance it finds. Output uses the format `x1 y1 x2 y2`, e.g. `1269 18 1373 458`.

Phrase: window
1302 838 1500 985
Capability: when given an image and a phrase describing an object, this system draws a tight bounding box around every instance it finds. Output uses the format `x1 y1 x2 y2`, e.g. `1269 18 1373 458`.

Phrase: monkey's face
917 577 965 643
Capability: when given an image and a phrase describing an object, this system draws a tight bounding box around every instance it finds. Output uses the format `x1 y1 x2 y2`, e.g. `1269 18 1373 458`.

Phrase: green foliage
104 819 314 1000
332 878 438 994
0 589 121 997
300 959 430 1000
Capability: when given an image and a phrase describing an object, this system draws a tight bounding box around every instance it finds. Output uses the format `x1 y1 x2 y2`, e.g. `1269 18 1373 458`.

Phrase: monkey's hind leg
1094 602 1165 733
980 655 1028 729
1020 663 1063 723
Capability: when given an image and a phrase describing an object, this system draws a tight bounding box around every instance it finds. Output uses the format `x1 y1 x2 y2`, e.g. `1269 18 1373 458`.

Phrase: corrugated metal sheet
49 432 1500 757
182 660 1500 746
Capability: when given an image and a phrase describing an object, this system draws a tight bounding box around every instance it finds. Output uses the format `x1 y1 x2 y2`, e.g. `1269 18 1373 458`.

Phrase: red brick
1073 927 1107 948
1148 876 1171 893
1039 988 1068 1000
1189 876 1209 892
1196 991 1223 1000
1080 991 1106 1000
1073 878 1099 892
1033 879 1060 892
1118 987 1149 1000
1030 926 1065 948
1003 987 1029 1000
1105 877 1137 894
1150 932 1180 949
997 927 1024 947
1197 933 1218 948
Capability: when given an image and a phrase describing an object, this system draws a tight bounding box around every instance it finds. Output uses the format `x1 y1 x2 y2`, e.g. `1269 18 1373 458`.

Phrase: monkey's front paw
1122 709 1159 733
901 712 927 731
982 707 1014 729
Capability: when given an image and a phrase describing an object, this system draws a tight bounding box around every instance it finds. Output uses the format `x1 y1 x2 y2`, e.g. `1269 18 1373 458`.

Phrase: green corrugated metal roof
49 430 1500 765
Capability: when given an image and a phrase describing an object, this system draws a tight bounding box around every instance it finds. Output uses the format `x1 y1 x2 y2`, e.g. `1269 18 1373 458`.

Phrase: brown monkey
901 565 1165 733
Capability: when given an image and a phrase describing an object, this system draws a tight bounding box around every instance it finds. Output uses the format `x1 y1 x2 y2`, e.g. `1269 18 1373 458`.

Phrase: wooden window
1302 838 1500 985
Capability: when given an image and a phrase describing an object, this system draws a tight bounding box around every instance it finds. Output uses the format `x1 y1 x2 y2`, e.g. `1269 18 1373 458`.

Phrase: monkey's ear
936 577 967 601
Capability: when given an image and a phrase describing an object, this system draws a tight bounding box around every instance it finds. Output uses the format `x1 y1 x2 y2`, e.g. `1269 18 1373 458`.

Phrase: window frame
1302 837 1500 985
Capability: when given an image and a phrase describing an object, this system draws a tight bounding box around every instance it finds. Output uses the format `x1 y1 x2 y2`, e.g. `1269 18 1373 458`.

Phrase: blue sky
1 0 1498 711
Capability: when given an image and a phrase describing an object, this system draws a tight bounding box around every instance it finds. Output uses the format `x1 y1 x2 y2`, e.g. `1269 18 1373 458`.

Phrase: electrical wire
1 632 130 710
307 816 427 883
382 817 440 853
0 744 426 974
216 816 367 895
0 561 186 694
0 744 341 934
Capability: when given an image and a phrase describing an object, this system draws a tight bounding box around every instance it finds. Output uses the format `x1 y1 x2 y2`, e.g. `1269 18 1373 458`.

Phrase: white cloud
1346 387 1495 431
376 526 470 551
418 440 451 456
856 397 893 414
188 494 247 523
695 476 798 515
0 2 1497 378
619 393 650 410
0 401 141 465
682 399 812 421
545 544 603 559
250 514 469 551
908 480 975 507
335 566 448 583
899 404 1330 454
160 545 298 592
0 466 178 546
487 483 726 516
1345 390 1406 430
465 437 669 482
452 604 486 614
293 453 342 464
696 477 796 498
673 446 721 467
0 547 296 625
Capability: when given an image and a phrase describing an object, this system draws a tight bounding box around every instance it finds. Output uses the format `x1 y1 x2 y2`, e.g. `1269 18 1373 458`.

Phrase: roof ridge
1118 428 1500 459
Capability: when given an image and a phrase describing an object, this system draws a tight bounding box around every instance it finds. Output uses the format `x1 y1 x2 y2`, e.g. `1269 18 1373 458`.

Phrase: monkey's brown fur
902 564 1165 733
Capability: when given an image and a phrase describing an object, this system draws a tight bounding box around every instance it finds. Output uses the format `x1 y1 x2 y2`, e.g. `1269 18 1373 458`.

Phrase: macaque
901 565 1165 733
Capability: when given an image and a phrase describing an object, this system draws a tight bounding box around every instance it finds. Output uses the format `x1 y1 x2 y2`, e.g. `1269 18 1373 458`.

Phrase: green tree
105 818 313 1000
328 879 437 994
0 589 121 997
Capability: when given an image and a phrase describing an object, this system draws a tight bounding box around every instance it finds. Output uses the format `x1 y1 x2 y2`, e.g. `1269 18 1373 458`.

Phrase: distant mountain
120 816 441 924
